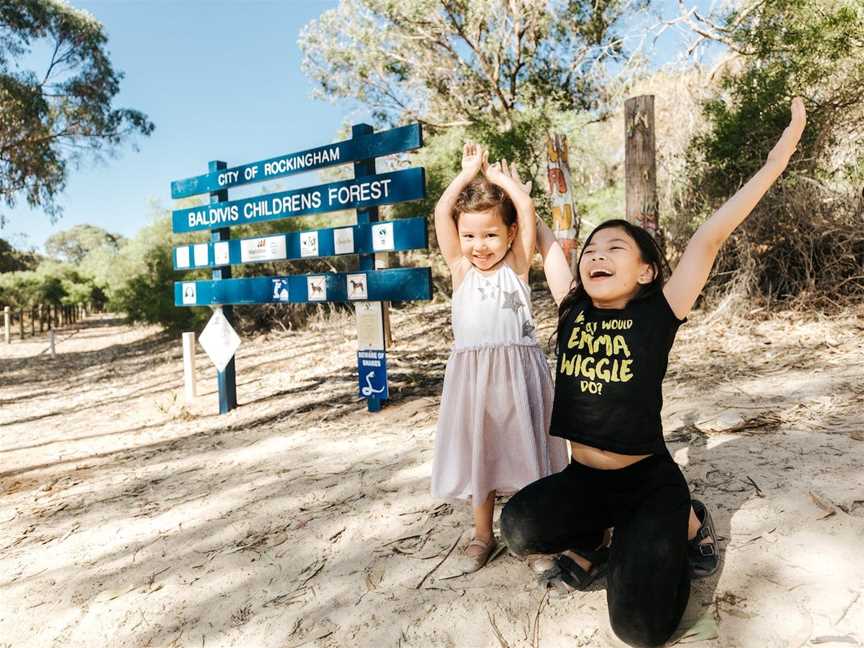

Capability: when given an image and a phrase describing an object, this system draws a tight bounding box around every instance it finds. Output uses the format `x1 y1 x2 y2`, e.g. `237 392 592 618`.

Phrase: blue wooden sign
172 217 428 270
358 351 389 399
171 124 421 198
172 122 428 415
175 267 431 306
172 168 425 234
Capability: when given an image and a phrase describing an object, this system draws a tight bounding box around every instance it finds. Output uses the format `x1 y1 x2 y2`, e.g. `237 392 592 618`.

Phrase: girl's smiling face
578 226 655 308
457 207 516 271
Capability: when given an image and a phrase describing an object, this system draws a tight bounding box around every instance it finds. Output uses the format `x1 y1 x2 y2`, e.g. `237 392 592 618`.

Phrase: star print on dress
522 320 535 338
478 281 500 302
502 290 524 314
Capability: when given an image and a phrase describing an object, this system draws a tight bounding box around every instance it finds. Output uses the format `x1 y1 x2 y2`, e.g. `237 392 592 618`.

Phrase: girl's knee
609 610 673 648
499 497 535 556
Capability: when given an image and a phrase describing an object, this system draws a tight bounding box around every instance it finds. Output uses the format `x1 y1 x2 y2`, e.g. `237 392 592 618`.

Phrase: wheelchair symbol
361 370 385 397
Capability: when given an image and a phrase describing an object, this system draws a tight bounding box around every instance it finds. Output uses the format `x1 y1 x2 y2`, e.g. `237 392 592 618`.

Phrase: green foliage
682 0 864 304
0 0 154 224
45 224 123 264
112 237 202 333
300 0 638 131
101 208 209 331
691 0 864 201
0 236 39 271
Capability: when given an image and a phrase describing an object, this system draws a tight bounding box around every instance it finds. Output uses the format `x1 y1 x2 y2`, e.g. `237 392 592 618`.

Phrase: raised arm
482 158 536 274
664 97 806 319
535 216 575 305
434 142 484 270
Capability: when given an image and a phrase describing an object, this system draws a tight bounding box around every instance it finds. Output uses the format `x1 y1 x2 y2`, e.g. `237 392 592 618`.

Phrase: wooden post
182 332 197 402
31 307 35 337
353 123 387 412
624 95 661 245
19 309 24 340
3 306 9 344
209 159 237 414
49 329 55 357
546 133 580 274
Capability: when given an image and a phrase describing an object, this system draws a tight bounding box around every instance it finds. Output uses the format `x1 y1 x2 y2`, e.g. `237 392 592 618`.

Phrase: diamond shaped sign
198 308 241 372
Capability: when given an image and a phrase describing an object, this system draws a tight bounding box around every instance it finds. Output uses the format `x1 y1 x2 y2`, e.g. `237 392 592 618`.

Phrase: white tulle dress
431 263 569 503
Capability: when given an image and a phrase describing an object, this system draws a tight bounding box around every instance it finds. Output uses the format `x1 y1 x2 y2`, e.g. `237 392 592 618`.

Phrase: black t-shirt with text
549 288 685 455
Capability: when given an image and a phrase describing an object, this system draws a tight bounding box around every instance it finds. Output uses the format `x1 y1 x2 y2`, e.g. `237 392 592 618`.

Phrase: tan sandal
454 536 497 574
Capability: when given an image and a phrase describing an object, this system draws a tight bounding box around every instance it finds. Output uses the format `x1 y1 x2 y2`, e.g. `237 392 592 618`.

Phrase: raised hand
482 157 510 188
506 160 533 195
461 141 486 176
767 97 806 167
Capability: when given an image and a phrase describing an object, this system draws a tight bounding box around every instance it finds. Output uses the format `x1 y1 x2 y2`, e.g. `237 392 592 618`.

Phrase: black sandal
688 499 719 578
552 545 609 591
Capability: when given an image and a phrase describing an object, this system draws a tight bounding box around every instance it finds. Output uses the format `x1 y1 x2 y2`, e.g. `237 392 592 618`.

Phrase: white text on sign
216 147 341 187
185 178 394 229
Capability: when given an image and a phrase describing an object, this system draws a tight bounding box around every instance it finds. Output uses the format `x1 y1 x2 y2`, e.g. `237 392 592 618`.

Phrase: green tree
45 223 123 264
0 237 39 271
690 0 864 199
680 0 864 303
0 0 154 225
301 0 649 243
300 0 639 130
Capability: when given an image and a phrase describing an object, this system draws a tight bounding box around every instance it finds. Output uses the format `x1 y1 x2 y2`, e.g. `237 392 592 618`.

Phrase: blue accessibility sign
358 351 388 400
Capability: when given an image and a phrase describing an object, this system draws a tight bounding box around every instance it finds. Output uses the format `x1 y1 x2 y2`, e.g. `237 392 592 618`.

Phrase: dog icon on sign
346 273 368 300
307 276 327 301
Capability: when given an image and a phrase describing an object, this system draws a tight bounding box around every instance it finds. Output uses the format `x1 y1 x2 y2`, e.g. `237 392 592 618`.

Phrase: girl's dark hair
453 177 517 226
556 219 670 333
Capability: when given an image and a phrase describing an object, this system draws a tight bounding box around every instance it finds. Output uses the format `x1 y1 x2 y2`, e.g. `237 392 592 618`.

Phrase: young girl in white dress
431 143 568 573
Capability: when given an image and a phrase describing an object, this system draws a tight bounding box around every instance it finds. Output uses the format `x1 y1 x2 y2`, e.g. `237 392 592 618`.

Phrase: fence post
182 332 197 402
3 306 9 344
624 95 661 246
31 307 35 337
19 309 24 340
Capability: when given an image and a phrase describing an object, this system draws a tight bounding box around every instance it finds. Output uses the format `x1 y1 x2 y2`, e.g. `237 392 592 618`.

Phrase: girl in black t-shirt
500 98 806 647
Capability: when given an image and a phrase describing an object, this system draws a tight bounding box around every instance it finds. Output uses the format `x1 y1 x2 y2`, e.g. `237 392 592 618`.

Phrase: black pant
500 453 691 648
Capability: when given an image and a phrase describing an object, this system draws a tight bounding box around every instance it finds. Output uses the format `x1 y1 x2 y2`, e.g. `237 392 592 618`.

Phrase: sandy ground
1 293 863 648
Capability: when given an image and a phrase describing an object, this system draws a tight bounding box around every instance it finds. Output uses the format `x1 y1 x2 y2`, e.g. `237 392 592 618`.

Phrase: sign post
171 124 430 414
208 160 237 414
353 123 385 411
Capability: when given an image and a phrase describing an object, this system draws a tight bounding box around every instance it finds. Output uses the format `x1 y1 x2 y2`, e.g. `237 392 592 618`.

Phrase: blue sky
2 0 717 253
3 0 352 252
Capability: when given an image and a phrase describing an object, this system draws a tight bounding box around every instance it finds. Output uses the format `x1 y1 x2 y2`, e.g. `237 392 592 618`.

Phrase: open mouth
589 268 614 279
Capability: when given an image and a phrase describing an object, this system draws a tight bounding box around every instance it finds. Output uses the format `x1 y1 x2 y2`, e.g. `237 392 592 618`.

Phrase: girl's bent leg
607 476 691 648
501 463 608 557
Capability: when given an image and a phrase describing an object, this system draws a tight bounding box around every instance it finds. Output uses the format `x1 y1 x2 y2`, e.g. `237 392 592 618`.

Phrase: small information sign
371 222 395 251
300 231 319 257
334 227 355 254
346 273 368 300
193 243 209 266
355 301 385 350
198 308 241 372
214 241 230 265
358 350 388 399
182 282 197 305
240 235 286 263
176 247 191 269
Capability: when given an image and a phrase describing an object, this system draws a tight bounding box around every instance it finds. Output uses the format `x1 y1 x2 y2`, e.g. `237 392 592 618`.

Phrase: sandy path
1 298 862 647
